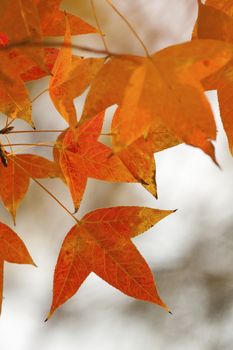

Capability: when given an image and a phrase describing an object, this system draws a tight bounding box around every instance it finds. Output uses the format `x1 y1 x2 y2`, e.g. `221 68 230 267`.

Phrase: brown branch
2 143 54 147
6 129 64 134
0 40 114 56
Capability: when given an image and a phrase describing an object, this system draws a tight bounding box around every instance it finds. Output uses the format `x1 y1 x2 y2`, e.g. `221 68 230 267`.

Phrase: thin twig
6 130 113 136
105 0 150 57
2 142 54 148
0 40 111 56
7 129 64 134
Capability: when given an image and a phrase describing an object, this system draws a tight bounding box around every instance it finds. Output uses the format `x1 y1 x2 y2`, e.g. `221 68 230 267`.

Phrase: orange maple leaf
0 0 45 70
0 51 33 125
82 40 233 160
54 113 136 211
49 18 104 127
81 55 142 123
47 206 175 319
35 0 97 36
8 48 59 82
201 0 233 16
112 108 181 198
0 153 60 224
195 1 233 155
0 221 35 313
194 1 233 42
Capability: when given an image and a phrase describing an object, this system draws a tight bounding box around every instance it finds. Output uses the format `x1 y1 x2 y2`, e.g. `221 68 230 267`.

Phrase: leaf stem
105 0 150 57
90 0 110 54
10 157 79 224
31 89 49 104
28 177 79 223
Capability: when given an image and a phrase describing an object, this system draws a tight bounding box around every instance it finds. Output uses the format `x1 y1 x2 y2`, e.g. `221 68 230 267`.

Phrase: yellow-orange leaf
49 19 104 127
150 42 222 160
0 222 35 313
126 40 233 156
81 55 143 123
54 113 136 211
82 40 233 160
112 108 180 197
113 61 152 149
47 206 175 318
195 1 233 154
0 153 60 223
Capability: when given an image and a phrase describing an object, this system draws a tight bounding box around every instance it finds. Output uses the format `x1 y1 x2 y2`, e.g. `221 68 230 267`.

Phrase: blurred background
0 1 233 349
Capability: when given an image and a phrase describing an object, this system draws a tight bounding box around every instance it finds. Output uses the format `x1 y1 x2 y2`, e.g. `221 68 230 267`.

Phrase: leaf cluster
0 0 232 320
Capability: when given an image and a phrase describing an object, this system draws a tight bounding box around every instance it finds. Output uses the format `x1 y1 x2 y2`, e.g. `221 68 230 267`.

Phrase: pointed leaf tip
49 206 174 316
0 222 36 313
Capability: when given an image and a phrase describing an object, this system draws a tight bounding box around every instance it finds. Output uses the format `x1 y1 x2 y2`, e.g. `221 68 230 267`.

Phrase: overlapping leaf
0 51 33 125
81 55 142 123
0 3 44 125
54 113 136 211
47 206 174 318
49 19 104 127
35 0 97 36
194 0 233 42
0 222 35 313
195 1 233 155
82 40 233 160
0 0 45 69
0 0 98 125
0 0 232 321
8 48 59 82
112 108 181 197
200 0 233 16
0 153 60 223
